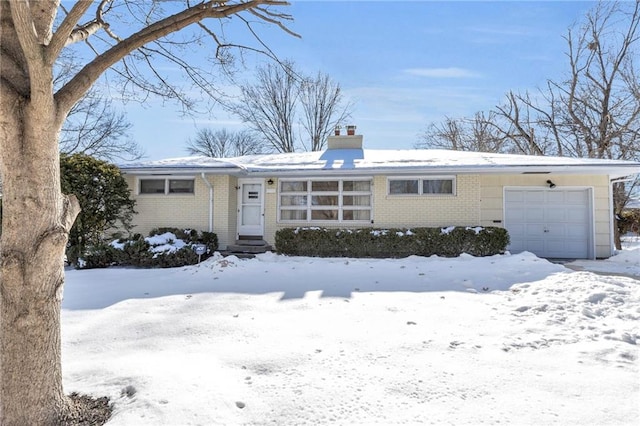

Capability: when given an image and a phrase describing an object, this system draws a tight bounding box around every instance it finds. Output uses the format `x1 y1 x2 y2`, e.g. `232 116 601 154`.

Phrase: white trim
277 177 374 224
503 186 595 259
387 175 456 196
237 178 265 237
201 173 214 233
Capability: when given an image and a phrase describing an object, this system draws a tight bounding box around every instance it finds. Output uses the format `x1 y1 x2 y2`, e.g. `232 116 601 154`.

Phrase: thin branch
47 0 93 62
55 1 292 118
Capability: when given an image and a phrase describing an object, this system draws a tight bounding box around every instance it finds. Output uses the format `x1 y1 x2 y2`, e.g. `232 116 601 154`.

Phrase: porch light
546 180 556 189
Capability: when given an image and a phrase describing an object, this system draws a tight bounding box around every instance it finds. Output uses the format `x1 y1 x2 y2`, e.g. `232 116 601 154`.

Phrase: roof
120 148 640 179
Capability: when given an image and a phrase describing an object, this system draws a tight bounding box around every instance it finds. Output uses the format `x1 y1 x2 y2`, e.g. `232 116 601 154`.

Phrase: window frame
387 176 456 196
137 177 196 196
278 177 373 223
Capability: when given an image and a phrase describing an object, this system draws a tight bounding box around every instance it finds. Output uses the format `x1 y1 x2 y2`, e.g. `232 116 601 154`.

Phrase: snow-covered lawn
62 239 640 425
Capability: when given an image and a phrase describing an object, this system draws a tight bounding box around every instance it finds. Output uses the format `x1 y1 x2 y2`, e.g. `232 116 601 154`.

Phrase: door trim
237 178 265 237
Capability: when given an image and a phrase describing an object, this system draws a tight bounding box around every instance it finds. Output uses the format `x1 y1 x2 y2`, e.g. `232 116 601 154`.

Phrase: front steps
222 238 273 258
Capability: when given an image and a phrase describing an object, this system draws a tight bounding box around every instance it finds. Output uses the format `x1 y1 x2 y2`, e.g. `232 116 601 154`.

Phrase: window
388 176 455 196
139 178 195 195
279 179 372 222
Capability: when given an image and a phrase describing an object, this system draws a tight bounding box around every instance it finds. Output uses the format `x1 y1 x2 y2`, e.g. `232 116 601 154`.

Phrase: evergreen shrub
78 227 218 269
275 226 509 258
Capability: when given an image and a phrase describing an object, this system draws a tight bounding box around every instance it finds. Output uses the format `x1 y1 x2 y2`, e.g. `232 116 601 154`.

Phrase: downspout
201 173 214 232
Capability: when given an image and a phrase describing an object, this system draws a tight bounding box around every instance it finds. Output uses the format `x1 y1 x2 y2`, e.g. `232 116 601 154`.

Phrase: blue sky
119 1 597 161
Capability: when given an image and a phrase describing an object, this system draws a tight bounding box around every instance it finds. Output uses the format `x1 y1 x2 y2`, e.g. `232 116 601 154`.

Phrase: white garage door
504 188 592 259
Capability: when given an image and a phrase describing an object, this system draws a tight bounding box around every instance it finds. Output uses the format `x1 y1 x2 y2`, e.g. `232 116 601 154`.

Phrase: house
120 130 640 259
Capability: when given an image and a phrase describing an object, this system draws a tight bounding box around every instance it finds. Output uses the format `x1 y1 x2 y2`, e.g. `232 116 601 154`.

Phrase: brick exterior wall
125 172 614 257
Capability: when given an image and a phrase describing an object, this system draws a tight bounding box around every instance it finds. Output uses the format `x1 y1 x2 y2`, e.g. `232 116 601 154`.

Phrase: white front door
504 188 593 259
237 180 264 237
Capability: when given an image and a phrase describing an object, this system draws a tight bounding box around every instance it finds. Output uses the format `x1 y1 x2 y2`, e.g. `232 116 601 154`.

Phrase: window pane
343 181 371 192
389 179 419 194
423 179 453 194
312 195 338 206
343 195 371 206
280 210 307 221
169 179 194 194
343 210 371 221
311 209 338 220
140 179 165 194
281 181 307 192
312 181 338 191
280 195 307 206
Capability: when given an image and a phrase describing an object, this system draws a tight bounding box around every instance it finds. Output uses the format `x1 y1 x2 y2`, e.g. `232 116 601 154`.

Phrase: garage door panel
566 190 589 203
505 191 524 202
505 208 525 221
523 239 545 253
546 208 567 222
525 209 545 221
505 188 591 259
525 224 545 236
524 191 545 203
546 192 566 203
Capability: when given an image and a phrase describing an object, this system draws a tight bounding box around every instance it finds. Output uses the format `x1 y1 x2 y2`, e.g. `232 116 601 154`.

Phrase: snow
119 148 640 178
62 240 640 425
145 232 187 254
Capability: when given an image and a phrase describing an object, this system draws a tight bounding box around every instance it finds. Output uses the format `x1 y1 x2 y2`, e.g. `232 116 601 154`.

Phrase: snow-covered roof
120 148 640 179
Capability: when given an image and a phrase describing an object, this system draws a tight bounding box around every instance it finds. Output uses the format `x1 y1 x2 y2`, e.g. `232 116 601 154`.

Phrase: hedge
77 227 218 269
275 226 509 258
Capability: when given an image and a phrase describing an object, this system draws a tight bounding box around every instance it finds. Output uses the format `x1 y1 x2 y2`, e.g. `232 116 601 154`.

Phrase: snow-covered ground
62 238 640 425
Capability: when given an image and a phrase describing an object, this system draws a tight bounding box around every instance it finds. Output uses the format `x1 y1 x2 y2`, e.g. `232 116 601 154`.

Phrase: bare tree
0 1 295 423
419 1 640 249
299 71 352 151
186 128 264 157
416 112 507 153
60 87 144 161
497 1 640 248
55 53 143 161
232 60 352 152
232 60 300 152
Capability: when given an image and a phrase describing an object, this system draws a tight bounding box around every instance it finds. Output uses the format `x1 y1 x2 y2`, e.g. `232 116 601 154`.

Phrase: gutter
201 172 214 232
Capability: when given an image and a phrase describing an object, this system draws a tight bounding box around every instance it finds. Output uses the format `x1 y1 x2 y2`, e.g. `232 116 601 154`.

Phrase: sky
61 235 640 424
116 1 598 161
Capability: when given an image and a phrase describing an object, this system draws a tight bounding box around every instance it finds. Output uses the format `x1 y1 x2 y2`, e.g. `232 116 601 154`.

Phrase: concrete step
225 244 273 254
235 239 269 246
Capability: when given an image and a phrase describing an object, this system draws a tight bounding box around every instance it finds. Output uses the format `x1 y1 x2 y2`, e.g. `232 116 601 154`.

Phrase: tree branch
54 1 292 120
47 0 94 63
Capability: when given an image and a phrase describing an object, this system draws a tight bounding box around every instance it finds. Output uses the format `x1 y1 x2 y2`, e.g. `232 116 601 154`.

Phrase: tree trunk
0 91 80 424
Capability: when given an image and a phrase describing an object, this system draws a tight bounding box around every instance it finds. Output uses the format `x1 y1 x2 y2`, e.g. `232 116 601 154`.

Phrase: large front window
279 179 372 222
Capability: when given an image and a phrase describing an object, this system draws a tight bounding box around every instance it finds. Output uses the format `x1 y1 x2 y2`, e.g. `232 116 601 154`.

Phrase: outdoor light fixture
546 180 556 189
267 178 274 185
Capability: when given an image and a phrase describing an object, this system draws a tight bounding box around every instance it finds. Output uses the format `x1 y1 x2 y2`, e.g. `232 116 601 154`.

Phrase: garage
504 188 593 259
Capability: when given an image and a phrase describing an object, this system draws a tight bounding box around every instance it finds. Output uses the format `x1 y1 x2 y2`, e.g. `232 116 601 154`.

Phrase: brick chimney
327 124 363 149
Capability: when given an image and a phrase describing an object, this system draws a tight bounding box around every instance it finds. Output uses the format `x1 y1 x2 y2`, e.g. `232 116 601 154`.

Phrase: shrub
77 228 218 269
275 226 509 258
61 153 136 266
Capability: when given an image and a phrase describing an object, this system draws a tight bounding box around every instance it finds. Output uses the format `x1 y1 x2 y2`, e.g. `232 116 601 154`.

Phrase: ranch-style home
120 131 640 260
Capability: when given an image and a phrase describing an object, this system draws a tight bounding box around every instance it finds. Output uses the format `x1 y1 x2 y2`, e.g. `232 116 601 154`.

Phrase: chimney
326 124 363 149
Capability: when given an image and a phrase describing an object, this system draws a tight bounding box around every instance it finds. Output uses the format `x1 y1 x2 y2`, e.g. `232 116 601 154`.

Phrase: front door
237 179 264 237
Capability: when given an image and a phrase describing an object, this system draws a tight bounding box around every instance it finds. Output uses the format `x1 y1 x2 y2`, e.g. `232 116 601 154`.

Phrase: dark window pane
312 181 338 191
140 179 165 194
281 181 307 192
423 179 453 194
169 179 194 194
389 179 419 194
